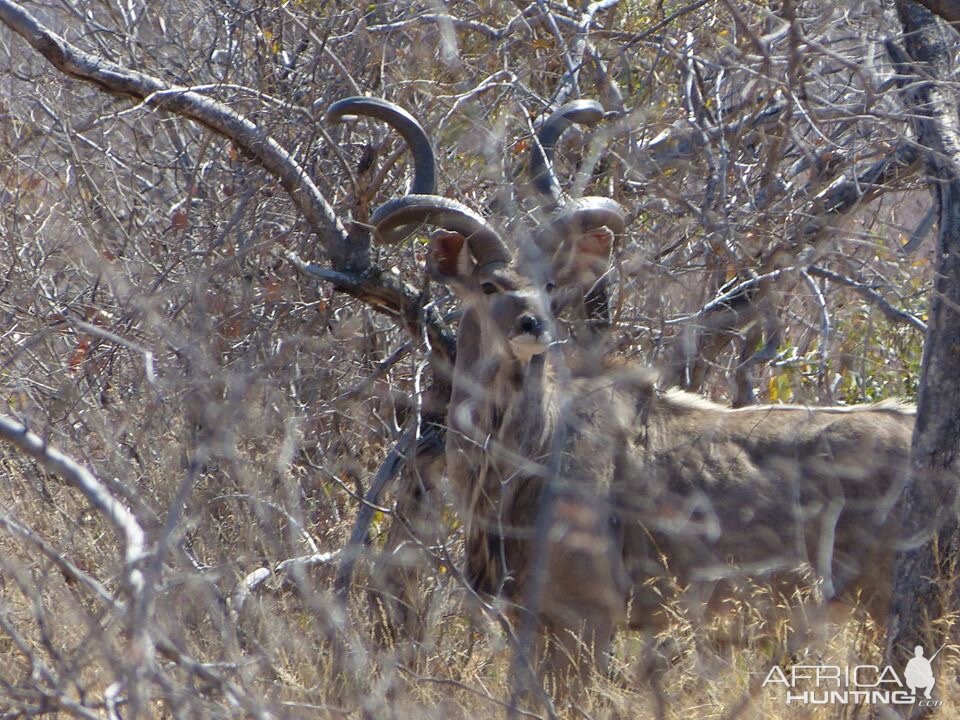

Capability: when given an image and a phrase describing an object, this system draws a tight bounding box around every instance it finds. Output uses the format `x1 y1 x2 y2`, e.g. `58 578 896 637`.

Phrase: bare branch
285 250 456 363
0 0 350 256
0 414 146 585
807 265 927 333
334 419 444 599
907 0 960 23
0 512 118 609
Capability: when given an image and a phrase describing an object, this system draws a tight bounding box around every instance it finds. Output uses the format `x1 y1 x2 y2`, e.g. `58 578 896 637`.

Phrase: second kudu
331 97 915 689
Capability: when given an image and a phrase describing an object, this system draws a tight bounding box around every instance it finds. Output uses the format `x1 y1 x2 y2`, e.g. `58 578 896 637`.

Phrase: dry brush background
0 0 951 717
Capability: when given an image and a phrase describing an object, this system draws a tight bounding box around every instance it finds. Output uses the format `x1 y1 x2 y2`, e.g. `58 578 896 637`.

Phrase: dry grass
0 0 950 716
7 422 957 718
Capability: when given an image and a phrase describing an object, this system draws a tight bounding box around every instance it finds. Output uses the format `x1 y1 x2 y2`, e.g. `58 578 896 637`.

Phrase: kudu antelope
331 97 915 689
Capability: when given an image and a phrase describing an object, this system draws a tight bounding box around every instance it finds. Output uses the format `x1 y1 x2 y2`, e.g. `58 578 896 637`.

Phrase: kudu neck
452 311 554 439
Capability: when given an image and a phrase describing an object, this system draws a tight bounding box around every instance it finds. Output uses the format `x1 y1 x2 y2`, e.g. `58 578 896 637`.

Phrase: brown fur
613 372 912 630
436 236 914 689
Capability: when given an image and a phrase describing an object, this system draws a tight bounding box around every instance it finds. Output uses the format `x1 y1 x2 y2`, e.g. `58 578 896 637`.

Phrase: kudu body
424 221 913 681
331 97 915 688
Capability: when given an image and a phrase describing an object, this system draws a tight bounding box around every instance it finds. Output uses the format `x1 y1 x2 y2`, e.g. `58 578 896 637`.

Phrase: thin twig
807 265 927 332
398 665 548 719
800 268 833 401
0 415 146 582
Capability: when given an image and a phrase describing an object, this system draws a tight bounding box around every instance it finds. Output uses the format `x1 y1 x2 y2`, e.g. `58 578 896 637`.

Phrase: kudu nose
517 314 544 337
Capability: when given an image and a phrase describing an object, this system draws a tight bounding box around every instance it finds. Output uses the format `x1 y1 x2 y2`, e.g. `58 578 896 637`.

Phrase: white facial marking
510 335 550 361
511 288 544 300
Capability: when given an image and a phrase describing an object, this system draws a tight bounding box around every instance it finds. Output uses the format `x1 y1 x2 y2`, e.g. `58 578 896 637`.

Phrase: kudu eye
480 281 499 295
544 281 556 293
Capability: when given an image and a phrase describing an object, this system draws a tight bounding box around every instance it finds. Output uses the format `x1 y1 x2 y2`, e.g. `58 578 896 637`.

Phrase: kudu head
325 96 626 365
529 100 626 331
373 194 555 364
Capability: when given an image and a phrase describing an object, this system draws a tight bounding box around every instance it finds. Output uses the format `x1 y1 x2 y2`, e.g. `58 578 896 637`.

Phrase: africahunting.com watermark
762 645 946 707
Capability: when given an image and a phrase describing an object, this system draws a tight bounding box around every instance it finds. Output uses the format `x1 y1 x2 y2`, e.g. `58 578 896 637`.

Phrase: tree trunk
885 3 960 713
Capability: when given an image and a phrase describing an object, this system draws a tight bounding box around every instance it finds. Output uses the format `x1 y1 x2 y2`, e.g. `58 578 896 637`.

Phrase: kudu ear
565 226 614 284
575 226 614 261
429 230 474 281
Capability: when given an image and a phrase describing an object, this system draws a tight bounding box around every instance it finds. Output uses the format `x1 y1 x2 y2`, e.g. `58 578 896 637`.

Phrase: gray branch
0 415 146 584
0 0 351 258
